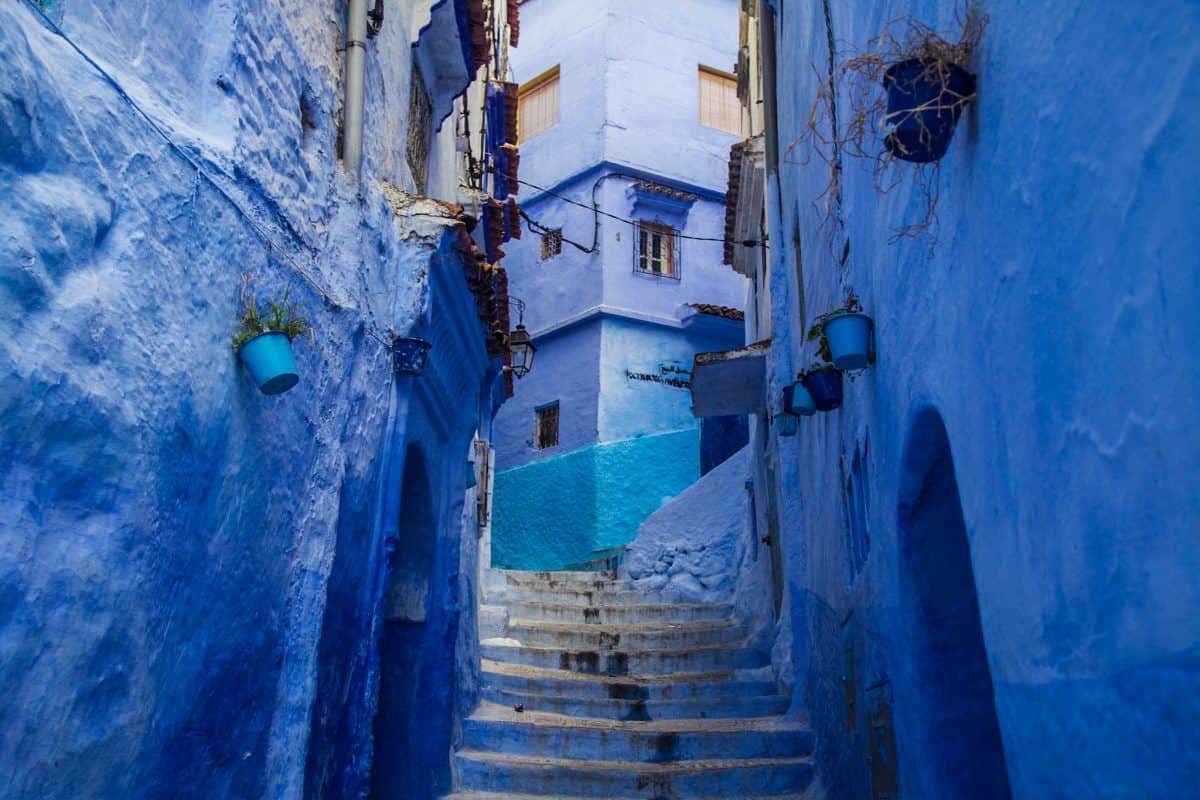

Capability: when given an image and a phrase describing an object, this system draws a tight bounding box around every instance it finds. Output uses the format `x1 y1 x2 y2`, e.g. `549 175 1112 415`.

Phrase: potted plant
801 328 844 412
815 296 875 371
794 4 987 238
783 381 817 417
233 290 312 395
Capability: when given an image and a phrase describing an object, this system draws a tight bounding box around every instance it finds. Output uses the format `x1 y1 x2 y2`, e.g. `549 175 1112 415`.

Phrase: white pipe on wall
343 0 368 177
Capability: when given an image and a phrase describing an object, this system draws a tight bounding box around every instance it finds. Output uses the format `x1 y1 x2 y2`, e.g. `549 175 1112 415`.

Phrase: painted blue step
481 659 777 702
508 618 746 650
480 640 769 675
500 599 734 625
445 793 819 800
454 751 814 797
462 703 813 762
482 687 790 721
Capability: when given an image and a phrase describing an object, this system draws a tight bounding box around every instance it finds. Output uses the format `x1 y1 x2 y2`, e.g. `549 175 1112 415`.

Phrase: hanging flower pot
233 290 311 396
802 368 844 412
783 382 817 417
883 58 976 163
392 337 432 376
822 311 875 371
237 332 300 395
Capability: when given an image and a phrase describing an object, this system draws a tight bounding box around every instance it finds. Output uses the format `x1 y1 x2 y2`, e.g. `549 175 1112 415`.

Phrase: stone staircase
447 569 814 799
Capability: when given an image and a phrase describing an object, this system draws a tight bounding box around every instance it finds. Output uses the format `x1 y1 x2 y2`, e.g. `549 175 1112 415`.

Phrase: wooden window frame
698 64 741 135
534 401 560 450
518 65 561 142
634 221 681 280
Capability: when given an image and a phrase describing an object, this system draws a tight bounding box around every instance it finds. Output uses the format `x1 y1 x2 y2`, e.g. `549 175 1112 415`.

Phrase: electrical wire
493 169 765 249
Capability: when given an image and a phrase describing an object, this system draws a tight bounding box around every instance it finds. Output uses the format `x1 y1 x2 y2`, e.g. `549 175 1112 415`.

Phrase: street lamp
507 298 536 378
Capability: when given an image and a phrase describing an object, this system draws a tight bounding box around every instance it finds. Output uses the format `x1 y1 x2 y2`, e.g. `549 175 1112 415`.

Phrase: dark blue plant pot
802 368 843 412
883 58 976 163
783 382 817 417
392 337 432 376
237 331 300 395
822 312 874 370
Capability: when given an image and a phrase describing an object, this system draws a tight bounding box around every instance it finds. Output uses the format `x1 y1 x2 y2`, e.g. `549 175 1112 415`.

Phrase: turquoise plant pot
783 382 817 417
822 312 874 370
237 331 300 395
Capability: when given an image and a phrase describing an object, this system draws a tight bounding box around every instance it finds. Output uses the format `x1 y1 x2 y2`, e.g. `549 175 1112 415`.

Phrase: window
698 65 740 135
635 221 679 278
540 228 562 260
519 66 560 142
407 61 433 194
842 445 870 584
535 402 559 449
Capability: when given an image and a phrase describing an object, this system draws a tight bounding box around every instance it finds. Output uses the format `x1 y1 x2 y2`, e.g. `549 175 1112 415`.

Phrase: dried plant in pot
233 286 313 396
793 4 987 239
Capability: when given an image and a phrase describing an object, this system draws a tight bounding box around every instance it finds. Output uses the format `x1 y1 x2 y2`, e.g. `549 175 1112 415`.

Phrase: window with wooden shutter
519 66 560 142
698 65 740 135
535 402 559 449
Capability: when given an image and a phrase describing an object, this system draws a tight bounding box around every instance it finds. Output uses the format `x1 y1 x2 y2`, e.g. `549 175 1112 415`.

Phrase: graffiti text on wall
626 362 692 390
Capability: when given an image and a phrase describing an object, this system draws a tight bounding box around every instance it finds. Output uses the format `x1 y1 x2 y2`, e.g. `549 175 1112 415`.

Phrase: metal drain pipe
343 0 369 177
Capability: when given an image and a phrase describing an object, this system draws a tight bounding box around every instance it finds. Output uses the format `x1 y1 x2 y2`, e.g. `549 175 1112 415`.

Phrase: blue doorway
894 408 1011 799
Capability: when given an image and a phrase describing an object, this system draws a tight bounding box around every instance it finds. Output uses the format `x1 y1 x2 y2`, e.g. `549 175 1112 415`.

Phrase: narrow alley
1 1 1197 799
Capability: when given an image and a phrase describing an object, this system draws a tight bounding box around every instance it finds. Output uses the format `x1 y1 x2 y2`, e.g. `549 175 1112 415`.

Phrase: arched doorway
894 408 1011 799
371 445 455 800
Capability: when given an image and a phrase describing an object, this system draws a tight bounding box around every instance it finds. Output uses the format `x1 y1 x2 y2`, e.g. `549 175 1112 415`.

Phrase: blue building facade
491 0 749 570
1 2 516 798
720 1 1200 797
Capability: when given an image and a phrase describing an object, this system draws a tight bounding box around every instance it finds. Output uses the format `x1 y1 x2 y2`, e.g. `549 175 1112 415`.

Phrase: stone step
446 793 819 800
454 751 814 797
507 618 746 651
463 703 813 763
488 585 666 607
480 639 769 676
481 659 777 702
483 687 790 721
498 569 627 591
499 599 734 625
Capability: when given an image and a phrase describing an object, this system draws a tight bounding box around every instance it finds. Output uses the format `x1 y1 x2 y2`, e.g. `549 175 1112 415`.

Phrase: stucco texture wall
0 3 486 798
761 0 1200 797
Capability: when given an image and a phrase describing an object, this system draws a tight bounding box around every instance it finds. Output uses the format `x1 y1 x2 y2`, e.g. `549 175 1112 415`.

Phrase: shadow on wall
371 445 458 800
893 408 1012 800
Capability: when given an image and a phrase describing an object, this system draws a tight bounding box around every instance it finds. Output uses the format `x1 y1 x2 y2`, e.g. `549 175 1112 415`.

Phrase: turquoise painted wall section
492 446 600 571
492 429 698 570
592 429 699 553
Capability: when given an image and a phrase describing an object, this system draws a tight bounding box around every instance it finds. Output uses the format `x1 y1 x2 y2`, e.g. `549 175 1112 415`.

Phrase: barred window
635 221 679 278
540 228 562 260
535 402 559 449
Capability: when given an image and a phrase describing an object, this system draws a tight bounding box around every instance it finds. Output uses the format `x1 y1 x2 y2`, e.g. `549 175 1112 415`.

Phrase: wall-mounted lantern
507 297 536 378
392 335 432 376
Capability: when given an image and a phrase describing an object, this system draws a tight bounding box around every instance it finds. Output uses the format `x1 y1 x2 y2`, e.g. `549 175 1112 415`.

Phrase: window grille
540 228 562 260
698 65 741 135
519 66 560 142
634 221 680 279
407 61 433 194
535 402 559 450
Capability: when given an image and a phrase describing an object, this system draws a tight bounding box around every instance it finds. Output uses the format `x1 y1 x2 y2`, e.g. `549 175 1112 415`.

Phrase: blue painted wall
752 1 1200 797
0 3 493 798
491 0 747 569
